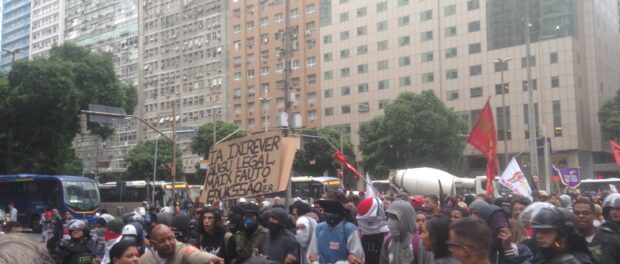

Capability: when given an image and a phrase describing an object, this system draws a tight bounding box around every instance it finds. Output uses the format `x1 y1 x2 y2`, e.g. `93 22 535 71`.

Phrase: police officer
601 193 620 235
54 220 96 264
529 206 594 263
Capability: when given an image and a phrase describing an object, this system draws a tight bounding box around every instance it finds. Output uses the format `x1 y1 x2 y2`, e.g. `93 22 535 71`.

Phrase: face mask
295 228 310 245
387 218 400 238
324 213 343 227
243 217 257 234
268 222 282 234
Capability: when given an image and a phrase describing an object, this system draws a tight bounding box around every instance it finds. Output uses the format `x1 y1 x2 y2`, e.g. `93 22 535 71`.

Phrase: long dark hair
195 207 225 237
426 215 451 259
108 240 138 264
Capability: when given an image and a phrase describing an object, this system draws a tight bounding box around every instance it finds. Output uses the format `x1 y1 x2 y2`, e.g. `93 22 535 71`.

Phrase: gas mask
324 212 343 228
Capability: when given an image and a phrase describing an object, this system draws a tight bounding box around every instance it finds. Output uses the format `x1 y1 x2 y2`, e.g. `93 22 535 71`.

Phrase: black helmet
531 207 576 236
241 203 260 215
123 212 144 224
68 220 90 238
602 193 620 219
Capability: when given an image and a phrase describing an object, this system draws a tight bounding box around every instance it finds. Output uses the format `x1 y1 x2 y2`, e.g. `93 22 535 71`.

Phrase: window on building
324 71 333 80
521 55 536 68
341 86 351 95
421 31 433 42
378 80 389 90
290 8 299 18
341 67 350 77
377 21 388 32
446 47 458 58
306 3 315 14
233 72 241 81
469 65 482 76
398 0 409 7
325 89 333 98
398 16 410 27
261 67 269 76
357 45 368 55
307 74 316 84
399 76 411 87
260 17 269 27
469 43 481 54
468 0 480 10
495 83 509 94
496 106 512 140
378 40 388 51
523 103 539 139
494 62 508 72
324 35 332 44
447 90 459 101
468 21 481 32
377 1 387 12
445 26 457 37
358 83 369 93
358 102 370 112
378 99 390 109
446 69 458 80
358 64 369 73
247 21 254 30
422 51 434 62
522 79 538 91
247 69 255 78
340 12 349 22
233 24 241 33
342 105 351 114
324 52 333 62
275 13 283 23
444 4 456 16
357 26 368 36
340 31 349 40
470 87 483 98
325 107 334 116
340 49 350 58
421 10 433 21
399 56 411 66
550 52 558 64
357 6 367 17
308 110 317 121
307 56 316 67
378 60 389 70
399 36 410 47
551 76 560 88
422 72 434 83
553 100 562 136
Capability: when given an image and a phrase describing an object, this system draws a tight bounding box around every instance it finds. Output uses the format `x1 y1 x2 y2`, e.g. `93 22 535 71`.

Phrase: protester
423 195 440 215
450 207 469 222
109 240 140 264
356 197 389 264
273 196 286 209
54 220 96 264
93 216 108 261
573 197 620 263
196 207 229 259
101 219 125 264
290 200 318 264
420 215 460 264
380 199 416 264
477 204 533 263
511 196 531 220
139 224 223 263
171 214 199 247
414 211 434 264
307 198 365 264
46 208 64 255
230 203 268 263
262 207 298 263
468 199 488 217
7 202 17 222
448 217 493 264
559 195 573 211
0 234 54 264
182 194 194 215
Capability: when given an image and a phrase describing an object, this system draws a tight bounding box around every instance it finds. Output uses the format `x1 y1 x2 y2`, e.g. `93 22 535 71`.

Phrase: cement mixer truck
389 167 503 196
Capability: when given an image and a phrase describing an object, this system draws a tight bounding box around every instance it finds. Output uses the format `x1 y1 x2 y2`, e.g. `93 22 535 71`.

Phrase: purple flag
559 167 581 189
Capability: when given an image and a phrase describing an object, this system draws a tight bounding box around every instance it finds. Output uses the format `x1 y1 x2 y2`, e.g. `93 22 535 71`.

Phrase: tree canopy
293 128 356 177
0 43 137 174
190 121 247 158
123 140 184 182
359 91 468 177
598 89 620 141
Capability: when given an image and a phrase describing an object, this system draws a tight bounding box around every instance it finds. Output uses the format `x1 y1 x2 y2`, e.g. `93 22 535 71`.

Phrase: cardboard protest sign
199 131 299 204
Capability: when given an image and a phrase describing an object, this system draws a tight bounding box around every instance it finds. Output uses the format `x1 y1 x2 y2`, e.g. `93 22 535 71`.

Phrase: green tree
0 43 136 174
293 128 356 177
359 91 467 177
599 89 620 140
190 121 246 158
123 140 183 181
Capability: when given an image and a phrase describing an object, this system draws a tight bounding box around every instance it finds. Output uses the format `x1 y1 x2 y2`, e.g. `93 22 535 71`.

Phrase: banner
333 151 362 180
558 167 581 189
610 140 620 166
467 98 498 195
499 158 532 200
199 131 299 204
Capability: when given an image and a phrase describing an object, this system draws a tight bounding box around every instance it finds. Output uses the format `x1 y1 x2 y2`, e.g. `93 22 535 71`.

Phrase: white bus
98 181 189 216
580 178 620 194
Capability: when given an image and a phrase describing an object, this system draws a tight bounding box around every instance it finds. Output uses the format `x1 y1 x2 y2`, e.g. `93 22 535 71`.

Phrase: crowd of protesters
1 188 620 263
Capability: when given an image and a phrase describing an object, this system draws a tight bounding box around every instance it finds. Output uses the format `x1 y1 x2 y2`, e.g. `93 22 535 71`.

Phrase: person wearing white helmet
54 220 97 264
122 223 146 255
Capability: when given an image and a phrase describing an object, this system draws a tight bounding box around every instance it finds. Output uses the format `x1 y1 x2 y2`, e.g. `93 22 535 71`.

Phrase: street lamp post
494 57 512 168
152 136 159 205
525 0 540 189
259 94 273 133
2 48 21 173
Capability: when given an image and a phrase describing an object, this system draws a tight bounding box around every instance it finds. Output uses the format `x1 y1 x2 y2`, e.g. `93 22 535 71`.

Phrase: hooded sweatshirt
261 208 299 263
381 199 416 264
559 195 572 211
357 197 390 264
478 205 533 264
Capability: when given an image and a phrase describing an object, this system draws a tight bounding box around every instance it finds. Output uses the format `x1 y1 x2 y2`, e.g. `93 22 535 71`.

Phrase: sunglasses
446 241 467 249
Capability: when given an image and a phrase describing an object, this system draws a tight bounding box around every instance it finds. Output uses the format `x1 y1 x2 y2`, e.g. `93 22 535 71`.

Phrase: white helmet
99 213 115 223
121 224 137 236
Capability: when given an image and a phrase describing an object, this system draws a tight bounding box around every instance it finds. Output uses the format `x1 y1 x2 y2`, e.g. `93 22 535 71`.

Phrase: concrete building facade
29 0 64 58
320 0 620 179
1 0 31 70
139 0 226 174
226 0 321 132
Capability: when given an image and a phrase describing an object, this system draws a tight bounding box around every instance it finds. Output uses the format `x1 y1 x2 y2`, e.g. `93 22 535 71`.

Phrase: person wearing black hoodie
196 207 229 260
478 204 533 264
262 207 299 264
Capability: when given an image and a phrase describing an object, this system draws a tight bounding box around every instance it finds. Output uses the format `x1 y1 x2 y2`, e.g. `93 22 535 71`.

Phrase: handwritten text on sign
201 132 297 203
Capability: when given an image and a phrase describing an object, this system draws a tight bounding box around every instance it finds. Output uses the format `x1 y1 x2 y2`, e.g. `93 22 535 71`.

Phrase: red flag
610 140 620 166
333 150 362 180
467 99 498 195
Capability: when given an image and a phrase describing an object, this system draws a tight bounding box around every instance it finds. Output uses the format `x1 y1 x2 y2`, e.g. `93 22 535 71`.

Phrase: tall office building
139 0 226 174
29 0 64 58
66 0 140 179
1 0 31 71
320 0 620 179
227 0 321 132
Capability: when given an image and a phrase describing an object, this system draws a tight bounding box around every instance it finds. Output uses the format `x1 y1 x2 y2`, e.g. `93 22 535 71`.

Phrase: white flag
611 184 618 193
499 158 533 200
365 172 376 198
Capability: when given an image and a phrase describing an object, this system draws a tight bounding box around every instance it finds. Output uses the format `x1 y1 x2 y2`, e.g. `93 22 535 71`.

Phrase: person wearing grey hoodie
380 199 416 264
559 195 572 211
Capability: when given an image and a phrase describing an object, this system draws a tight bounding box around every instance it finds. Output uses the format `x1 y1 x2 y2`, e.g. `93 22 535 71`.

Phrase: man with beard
574 197 620 263
261 207 298 263
380 199 416 264
140 224 223 263
307 199 364 264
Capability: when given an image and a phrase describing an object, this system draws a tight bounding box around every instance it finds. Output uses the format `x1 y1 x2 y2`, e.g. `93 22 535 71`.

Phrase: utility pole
525 0 540 189
171 106 177 212
282 0 294 206
3 48 20 174
494 58 512 168
152 136 159 205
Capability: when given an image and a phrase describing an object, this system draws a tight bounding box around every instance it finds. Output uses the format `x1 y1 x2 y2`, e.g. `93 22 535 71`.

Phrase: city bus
290 176 343 202
372 180 392 195
98 180 190 216
0 174 100 231
580 178 620 195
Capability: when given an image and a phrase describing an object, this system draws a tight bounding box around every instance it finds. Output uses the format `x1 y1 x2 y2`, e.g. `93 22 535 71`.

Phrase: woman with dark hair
419 215 460 264
108 240 139 264
196 207 230 260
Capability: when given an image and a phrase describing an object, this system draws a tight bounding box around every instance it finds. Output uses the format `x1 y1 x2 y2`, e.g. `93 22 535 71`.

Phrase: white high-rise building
29 0 64 58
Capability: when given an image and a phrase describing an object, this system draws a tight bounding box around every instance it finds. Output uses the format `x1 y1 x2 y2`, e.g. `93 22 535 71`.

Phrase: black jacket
586 229 620 264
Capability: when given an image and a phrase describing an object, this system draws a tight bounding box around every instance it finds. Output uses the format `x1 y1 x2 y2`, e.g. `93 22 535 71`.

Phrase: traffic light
79 113 88 135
